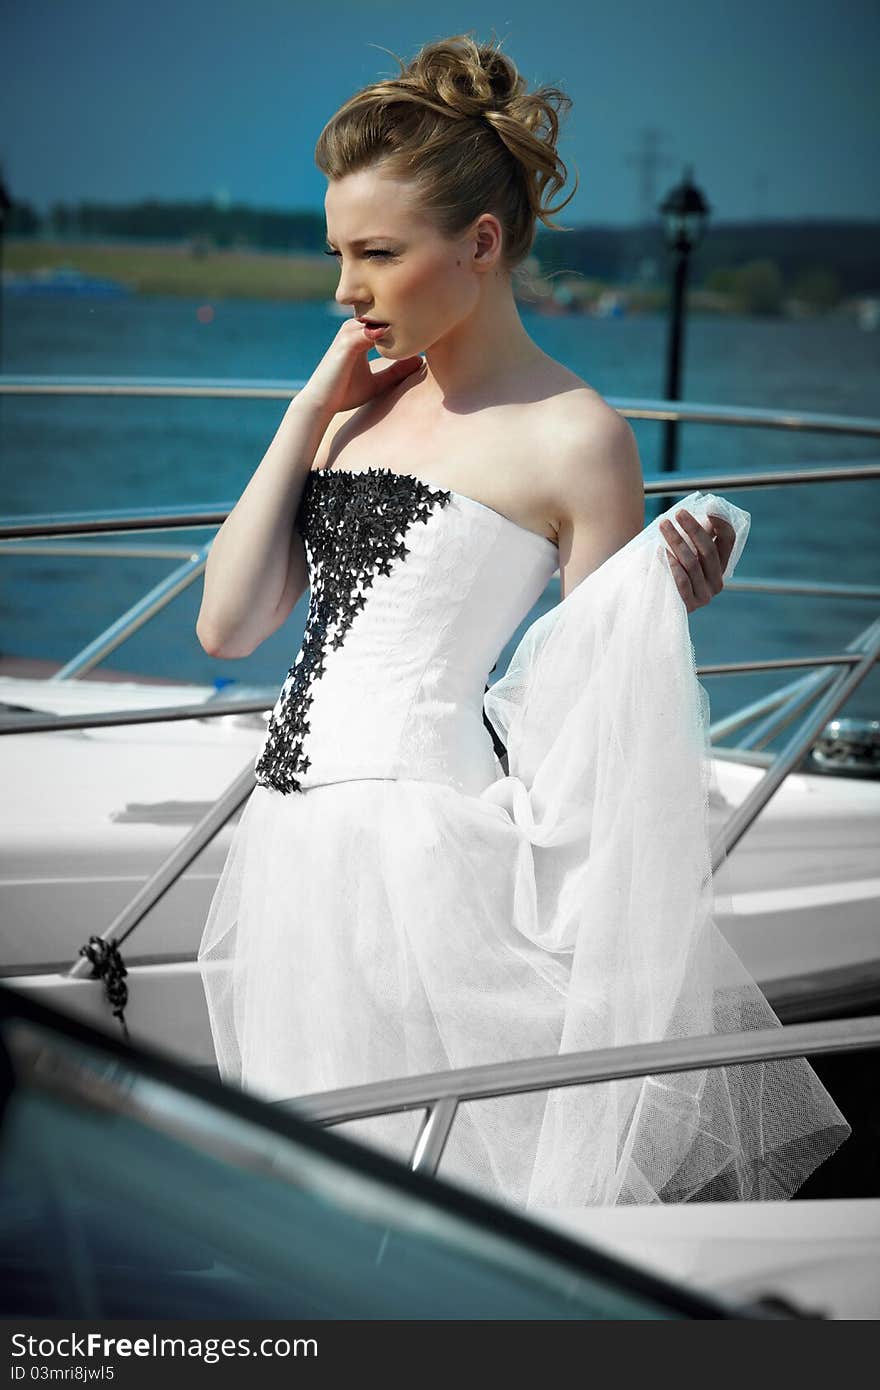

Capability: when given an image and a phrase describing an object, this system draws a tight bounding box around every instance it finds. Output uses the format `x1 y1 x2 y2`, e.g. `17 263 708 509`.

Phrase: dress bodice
253 466 559 796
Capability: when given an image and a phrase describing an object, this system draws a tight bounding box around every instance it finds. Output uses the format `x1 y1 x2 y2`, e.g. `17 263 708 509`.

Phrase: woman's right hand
298 316 425 427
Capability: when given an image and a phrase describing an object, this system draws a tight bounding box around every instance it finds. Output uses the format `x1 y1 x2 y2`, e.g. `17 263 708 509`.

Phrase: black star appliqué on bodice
254 467 453 794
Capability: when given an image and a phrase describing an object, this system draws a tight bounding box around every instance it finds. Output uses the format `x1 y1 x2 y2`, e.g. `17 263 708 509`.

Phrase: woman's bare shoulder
517 366 643 586
521 361 637 478
526 359 625 431
518 361 641 533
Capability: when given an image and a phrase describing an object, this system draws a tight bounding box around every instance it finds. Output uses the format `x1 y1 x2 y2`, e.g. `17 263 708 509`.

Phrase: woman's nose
334 272 366 310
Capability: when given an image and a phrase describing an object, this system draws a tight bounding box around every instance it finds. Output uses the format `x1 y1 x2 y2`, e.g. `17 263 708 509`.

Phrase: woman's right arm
196 319 424 659
195 389 337 659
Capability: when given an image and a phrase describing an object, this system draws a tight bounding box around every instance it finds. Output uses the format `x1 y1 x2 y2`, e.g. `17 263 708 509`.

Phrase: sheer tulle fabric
198 491 850 1209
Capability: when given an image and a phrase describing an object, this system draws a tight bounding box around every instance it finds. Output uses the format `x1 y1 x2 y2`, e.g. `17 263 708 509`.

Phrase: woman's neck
419 283 546 408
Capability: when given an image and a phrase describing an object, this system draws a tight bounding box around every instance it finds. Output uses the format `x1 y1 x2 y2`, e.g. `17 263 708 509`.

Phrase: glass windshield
0 998 732 1319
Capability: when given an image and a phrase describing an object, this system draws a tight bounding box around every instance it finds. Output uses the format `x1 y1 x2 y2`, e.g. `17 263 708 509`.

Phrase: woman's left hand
659 510 737 614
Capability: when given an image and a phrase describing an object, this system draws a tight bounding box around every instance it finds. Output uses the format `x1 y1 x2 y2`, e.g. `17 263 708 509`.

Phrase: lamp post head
659 165 712 253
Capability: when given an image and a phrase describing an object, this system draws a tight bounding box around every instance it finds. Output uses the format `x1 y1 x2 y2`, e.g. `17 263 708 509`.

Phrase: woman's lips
361 321 390 339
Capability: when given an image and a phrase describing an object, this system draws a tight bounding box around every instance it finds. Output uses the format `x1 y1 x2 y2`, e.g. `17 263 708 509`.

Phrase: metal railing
2 376 879 439
278 1013 880 1179
2 377 879 1132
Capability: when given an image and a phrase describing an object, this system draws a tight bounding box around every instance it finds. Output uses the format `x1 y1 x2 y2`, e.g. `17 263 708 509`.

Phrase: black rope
79 935 130 1040
482 661 508 767
482 694 508 763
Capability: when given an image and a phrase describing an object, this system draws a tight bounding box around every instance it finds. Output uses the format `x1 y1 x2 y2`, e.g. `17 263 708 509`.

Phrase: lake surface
1 295 878 731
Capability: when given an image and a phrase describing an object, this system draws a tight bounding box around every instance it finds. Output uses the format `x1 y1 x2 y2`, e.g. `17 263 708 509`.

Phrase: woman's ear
471 213 503 270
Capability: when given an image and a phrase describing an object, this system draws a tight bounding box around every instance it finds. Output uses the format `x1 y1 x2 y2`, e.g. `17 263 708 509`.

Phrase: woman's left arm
659 510 738 614
549 400 736 610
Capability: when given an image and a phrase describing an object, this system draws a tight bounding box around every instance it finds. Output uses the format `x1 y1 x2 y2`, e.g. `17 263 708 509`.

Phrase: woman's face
324 165 485 357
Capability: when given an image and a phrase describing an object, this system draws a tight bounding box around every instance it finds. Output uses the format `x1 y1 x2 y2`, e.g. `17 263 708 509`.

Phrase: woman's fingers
668 549 711 608
660 510 721 609
707 513 737 575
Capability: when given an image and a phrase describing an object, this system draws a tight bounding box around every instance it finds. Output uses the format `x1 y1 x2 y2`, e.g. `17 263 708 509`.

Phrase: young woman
197 34 849 1209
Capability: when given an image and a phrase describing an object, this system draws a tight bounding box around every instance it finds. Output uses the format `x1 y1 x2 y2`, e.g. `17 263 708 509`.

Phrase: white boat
1 379 879 1319
1 669 878 1073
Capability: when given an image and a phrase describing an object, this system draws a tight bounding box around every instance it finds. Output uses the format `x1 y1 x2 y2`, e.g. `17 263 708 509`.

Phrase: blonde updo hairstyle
314 32 577 274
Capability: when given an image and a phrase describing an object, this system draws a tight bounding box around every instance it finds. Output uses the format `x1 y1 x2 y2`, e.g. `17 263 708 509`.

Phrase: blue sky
3 0 878 226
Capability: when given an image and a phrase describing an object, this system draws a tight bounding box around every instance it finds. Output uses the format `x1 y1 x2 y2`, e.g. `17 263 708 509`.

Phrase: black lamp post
0 170 11 374
657 166 711 514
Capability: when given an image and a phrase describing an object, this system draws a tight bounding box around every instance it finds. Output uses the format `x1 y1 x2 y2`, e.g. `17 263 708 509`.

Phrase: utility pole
753 170 769 220
625 128 675 283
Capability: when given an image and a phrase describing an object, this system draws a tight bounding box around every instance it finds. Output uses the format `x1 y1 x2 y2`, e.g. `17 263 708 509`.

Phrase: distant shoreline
3 239 870 320
1 239 643 310
4 238 342 302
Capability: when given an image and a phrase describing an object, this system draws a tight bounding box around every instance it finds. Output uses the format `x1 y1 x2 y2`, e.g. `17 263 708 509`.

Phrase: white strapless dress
197 465 850 1210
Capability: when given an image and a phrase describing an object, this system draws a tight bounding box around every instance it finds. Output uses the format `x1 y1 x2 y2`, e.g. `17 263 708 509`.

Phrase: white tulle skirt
197 491 851 1210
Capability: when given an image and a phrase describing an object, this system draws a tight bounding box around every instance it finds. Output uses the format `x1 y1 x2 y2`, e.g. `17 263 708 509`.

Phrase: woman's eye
323 249 394 260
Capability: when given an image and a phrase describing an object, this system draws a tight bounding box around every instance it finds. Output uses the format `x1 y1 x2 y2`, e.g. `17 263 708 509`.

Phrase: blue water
1 295 878 726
